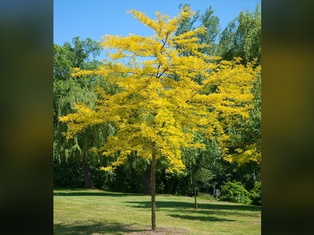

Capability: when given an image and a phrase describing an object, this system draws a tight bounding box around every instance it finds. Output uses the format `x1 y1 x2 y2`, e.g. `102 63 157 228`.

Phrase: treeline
53 4 261 205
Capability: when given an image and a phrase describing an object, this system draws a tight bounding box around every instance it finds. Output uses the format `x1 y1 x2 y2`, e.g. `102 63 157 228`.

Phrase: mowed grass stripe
54 189 260 235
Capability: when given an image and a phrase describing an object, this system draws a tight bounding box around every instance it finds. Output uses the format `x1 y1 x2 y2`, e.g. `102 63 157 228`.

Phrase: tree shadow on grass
169 214 234 222
189 208 261 218
125 200 260 212
54 220 149 235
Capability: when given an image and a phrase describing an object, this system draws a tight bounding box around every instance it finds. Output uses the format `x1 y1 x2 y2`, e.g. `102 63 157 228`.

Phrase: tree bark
194 185 198 210
151 150 156 231
192 169 198 210
82 158 94 189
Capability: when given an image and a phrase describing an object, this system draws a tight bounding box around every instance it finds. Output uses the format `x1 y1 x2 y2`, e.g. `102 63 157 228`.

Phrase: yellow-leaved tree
59 6 260 231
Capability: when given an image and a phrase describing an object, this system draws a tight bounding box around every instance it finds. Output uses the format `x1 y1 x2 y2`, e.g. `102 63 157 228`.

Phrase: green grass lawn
54 189 260 235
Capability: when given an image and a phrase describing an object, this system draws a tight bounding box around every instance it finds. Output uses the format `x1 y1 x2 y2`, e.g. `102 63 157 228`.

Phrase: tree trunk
151 150 156 231
82 158 94 189
194 185 198 210
192 169 198 210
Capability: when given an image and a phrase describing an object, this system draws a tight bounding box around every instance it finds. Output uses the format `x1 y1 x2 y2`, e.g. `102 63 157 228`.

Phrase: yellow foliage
59 7 260 172
224 144 261 164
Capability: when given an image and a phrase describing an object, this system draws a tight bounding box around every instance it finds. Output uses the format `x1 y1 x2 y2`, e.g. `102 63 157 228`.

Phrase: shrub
220 181 252 204
53 159 85 188
250 181 261 205
198 192 216 201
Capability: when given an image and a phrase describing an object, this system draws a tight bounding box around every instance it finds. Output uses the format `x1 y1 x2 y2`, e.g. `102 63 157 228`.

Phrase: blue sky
54 0 260 46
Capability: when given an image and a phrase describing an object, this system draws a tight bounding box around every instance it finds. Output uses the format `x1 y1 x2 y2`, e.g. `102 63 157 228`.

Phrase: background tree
60 6 259 230
175 4 220 56
53 37 112 189
198 6 221 56
221 69 261 190
218 4 261 65
172 4 261 198
172 6 224 203
207 4 261 193
182 136 220 209
174 4 261 193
